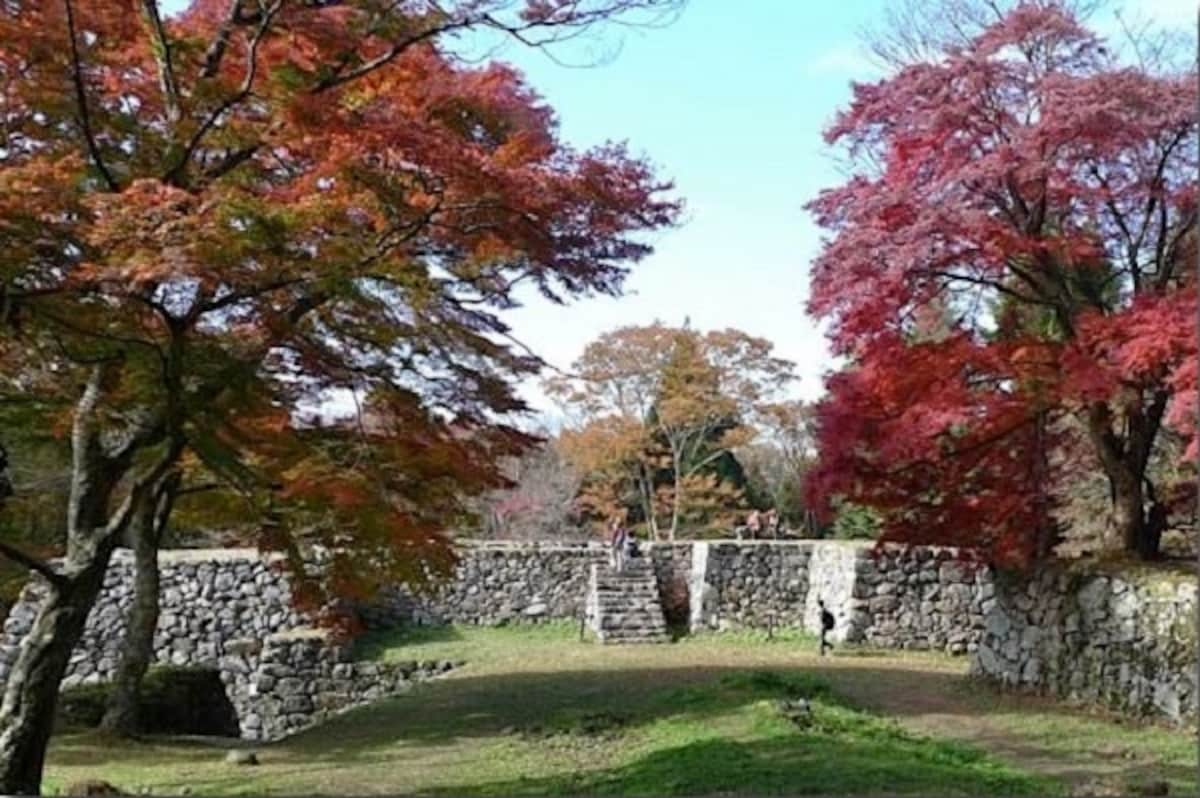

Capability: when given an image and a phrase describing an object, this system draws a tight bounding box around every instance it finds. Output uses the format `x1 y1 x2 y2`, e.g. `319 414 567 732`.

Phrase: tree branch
140 0 182 125
0 542 66 588
166 0 281 186
63 0 118 191
308 18 477 94
200 0 243 78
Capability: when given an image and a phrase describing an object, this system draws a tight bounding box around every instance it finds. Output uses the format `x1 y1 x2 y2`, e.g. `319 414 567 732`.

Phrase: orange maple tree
551 324 795 539
0 0 681 789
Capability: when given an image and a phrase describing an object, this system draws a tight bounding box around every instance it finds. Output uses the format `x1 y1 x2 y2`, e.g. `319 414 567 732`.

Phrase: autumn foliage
550 324 795 539
0 1 681 790
0 0 680 582
805 5 1196 566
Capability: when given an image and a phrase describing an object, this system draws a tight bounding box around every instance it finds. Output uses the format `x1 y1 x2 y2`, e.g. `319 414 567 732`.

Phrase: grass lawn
44 624 1194 796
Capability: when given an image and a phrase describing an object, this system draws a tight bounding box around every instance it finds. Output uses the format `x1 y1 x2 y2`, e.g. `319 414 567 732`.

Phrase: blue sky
491 1 892 410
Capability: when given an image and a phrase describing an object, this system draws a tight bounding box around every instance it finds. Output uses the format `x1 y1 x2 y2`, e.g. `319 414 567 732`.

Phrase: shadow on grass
426 733 1052 797
47 657 1195 796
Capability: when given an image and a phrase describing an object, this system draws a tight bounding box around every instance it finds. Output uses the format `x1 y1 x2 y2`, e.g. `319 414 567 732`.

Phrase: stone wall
6 540 1188 732
971 563 1197 725
855 545 990 654
648 543 699 627
686 541 989 652
223 630 457 741
402 542 608 625
695 542 811 629
374 540 990 653
0 549 307 689
0 550 452 741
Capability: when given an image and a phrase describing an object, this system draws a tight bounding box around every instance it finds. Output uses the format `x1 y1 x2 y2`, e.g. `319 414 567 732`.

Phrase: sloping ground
44 625 1193 796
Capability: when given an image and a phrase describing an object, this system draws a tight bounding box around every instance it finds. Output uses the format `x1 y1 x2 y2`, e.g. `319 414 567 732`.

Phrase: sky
491 1 890 411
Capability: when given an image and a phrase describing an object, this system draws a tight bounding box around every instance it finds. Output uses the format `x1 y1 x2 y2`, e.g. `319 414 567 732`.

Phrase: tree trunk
0 551 115 795
100 520 159 735
1086 402 1163 561
635 462 658 540
99 533 157 735
668 465 681 542
1110 471 1164 560
0 366 177 794
101 474 178 736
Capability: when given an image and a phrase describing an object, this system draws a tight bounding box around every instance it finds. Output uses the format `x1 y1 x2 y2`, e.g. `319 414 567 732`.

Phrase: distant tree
0 0 682 789
474 439 585 540
551 324 795 539
737 400 815 530
805 4 1196 566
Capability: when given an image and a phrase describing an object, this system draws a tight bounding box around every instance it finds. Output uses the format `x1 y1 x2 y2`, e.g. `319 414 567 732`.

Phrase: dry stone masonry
224 630 458 741
586 560 670 643
689 541 990 654
1 539 1192 735
971 564 1197 726
0 549 455 742
0 549 305 690
391 542 607 626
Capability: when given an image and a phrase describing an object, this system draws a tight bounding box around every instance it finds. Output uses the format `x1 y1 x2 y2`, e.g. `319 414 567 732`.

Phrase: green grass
445 671 1048 797
43 625 1191 796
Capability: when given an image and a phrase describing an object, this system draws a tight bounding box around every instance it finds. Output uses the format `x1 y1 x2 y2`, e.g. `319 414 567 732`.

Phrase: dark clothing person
818 599 835 657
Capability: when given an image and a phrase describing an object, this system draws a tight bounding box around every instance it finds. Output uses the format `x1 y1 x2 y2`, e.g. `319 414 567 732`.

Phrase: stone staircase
587 560 669 644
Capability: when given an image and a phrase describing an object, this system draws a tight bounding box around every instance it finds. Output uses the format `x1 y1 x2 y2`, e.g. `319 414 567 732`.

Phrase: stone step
588 559 669 646
597 607 664 615
596 565 655 575
599 624 667 634
597 614 666 627
597 631 669 644
595 604 664 613
598 613 666 624
595 590 659 596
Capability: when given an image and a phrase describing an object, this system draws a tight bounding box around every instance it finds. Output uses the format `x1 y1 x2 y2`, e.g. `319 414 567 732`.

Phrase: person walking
818 599 835 656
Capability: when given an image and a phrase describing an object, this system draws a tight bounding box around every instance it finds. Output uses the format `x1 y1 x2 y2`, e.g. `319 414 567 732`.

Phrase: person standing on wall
764 508 779 539
609 516 628 573
746 510 762 540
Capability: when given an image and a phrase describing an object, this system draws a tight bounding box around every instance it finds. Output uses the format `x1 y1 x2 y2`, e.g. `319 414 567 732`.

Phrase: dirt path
815 653 1191 793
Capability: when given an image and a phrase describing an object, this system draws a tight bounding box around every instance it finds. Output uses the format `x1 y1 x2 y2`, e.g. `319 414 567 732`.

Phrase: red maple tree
805 5 1196 567
0 0 681 790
